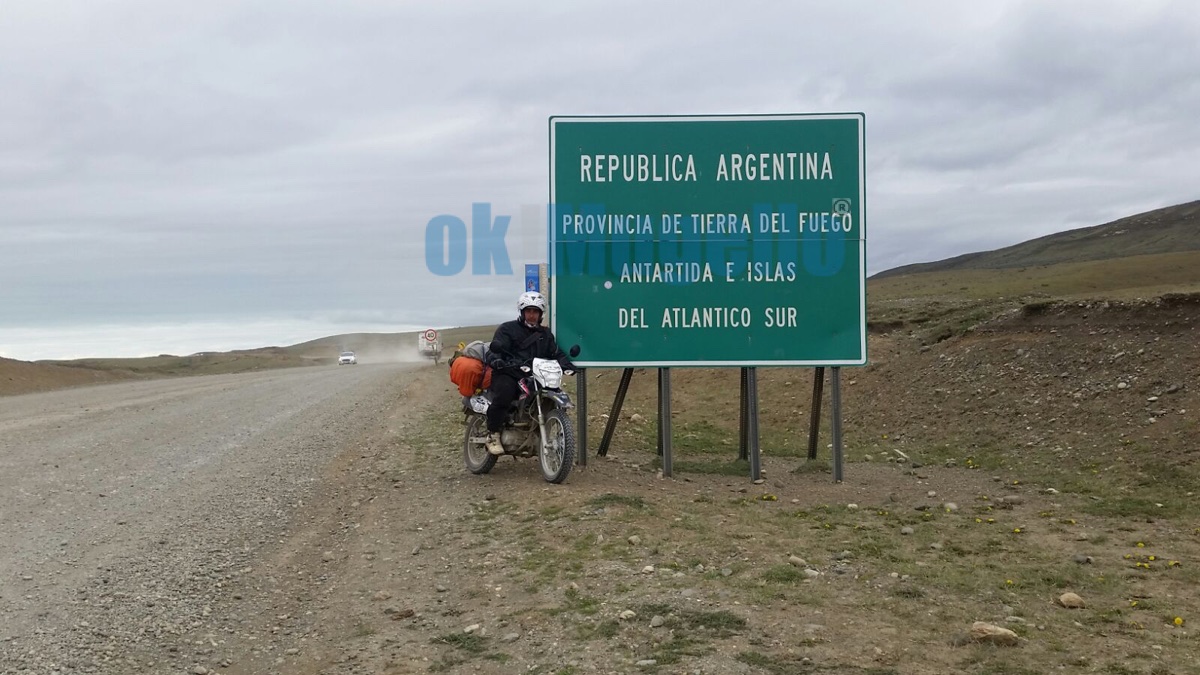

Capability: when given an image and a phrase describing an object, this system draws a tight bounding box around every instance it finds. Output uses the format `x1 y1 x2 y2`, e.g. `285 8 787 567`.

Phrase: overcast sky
2 0 1197 360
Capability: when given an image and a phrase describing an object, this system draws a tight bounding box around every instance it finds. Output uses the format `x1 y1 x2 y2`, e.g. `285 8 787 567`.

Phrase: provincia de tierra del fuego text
565 151 856 333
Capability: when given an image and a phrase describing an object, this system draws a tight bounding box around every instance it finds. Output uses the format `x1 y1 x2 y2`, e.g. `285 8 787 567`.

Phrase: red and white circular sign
423 329 438 342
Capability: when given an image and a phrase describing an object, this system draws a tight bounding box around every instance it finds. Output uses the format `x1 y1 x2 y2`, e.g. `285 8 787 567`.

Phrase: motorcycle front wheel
539 408 575 484
463 414 498 474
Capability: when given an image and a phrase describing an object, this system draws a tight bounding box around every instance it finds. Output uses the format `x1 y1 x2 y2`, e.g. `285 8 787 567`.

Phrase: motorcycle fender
541 391 573 409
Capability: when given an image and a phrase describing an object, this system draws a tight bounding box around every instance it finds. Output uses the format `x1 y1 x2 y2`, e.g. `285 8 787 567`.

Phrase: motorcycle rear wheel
539 408 575 484
463 414 498 474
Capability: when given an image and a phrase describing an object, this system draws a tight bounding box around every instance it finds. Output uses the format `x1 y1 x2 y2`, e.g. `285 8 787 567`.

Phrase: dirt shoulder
218 298 1200 675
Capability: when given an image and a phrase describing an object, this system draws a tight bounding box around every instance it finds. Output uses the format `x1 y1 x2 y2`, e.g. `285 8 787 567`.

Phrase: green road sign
549 114 866 367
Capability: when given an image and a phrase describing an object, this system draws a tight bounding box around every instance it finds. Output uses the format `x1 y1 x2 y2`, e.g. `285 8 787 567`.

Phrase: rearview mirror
569 344 581 358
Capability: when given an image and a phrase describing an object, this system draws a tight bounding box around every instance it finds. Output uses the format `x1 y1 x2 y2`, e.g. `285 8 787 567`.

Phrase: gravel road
0 363 424 674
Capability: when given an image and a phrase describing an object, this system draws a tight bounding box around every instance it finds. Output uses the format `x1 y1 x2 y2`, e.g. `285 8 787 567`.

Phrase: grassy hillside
873 199 1200 279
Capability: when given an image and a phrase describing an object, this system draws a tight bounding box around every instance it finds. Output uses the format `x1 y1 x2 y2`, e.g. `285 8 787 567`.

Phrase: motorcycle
462 348 579 484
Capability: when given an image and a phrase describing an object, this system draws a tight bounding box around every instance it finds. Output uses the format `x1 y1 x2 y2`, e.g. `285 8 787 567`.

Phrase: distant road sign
549 113 866 367
423 329 438 342
525 264 540 292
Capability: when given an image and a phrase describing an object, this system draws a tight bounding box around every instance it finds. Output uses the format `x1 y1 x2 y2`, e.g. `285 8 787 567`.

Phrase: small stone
464 623 481 633
636 660 657 667
803 569 820 579
190 667 209 675
650 615 666 628
642 565 655 574
969 621 1019 646
753 478 765 485
1117 382 1129 390
943 502 958 512
836 550 852 561
619 610 637 620
1001 495 1024 506
846 503 859 510
372 591 392 601
630 413 645 423
322 551 335 561
900 527 914 535
720 568 733 577
285 648 299 655
628 535 641 546
1058 592 1086 609
435 584 448 592
929 542 943 551
787 555 807 567
926 491 937 498
501 632 520 643
1072 554 1093 565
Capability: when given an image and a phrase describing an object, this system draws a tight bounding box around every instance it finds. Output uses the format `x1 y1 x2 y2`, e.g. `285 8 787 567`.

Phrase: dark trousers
486 372 520 433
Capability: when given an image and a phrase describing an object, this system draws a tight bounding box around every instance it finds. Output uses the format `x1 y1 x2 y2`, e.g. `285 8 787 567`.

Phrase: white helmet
518 291 547 313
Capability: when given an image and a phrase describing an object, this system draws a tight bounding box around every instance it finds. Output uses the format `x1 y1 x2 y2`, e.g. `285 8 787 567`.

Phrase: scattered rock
435 584 448 593
630 414 646 423
650 615 666 628
803 569 820 579
619 610 637 621
900 526 914 535
943 502 959 512
371 591 392 601
968 621 1020 646
929 542 943 551
464 623 481 633
1058 592 1086 609
1001 495 1025 506
628 535 641 546
641 565 655 574
846 503 859 510
1072 554 1093 565
322 551 335 561
926 490 938 498
720 567 733 577
787 555 807 567
836 550 852 561
636 659 658 667
501 632 521 643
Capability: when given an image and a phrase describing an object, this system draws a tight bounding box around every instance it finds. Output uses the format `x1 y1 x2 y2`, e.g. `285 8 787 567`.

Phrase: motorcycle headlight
532 359 563 389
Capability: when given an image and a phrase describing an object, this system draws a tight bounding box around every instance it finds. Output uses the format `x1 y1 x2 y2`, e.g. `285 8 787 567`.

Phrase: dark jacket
487 320 573 374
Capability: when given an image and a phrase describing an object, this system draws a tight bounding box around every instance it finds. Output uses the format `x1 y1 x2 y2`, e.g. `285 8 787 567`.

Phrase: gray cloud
1 0 1197 358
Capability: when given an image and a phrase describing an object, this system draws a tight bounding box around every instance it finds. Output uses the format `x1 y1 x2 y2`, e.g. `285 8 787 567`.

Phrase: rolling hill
872 199 1200 279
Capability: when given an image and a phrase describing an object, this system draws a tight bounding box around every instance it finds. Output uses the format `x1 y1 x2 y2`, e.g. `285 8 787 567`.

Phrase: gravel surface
0 363 421 674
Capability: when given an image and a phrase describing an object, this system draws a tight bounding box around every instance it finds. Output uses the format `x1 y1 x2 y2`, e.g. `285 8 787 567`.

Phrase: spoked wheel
539 408 575 484
463 414 498 474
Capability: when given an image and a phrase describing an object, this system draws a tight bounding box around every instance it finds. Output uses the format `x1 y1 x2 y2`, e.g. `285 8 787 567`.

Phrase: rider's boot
485 431 505 456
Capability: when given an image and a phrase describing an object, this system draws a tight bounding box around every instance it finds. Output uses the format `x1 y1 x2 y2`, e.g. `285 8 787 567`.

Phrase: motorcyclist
483 291 575 455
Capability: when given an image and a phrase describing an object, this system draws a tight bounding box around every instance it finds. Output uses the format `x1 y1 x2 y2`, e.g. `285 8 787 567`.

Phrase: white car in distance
338 351 357 365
